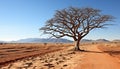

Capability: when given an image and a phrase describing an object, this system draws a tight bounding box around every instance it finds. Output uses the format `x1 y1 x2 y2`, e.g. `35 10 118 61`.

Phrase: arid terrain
0 42 120 69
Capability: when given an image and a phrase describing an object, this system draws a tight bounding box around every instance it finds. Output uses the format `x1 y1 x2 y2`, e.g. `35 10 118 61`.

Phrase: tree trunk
74 40 80 51
74 39 84 51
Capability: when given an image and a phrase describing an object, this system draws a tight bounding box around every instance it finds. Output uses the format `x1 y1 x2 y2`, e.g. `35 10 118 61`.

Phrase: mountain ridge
10 38 73 43
1 38 118 43
10 38 110 43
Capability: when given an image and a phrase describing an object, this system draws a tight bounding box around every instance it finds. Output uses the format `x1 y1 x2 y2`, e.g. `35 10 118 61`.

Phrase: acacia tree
40 7 114 51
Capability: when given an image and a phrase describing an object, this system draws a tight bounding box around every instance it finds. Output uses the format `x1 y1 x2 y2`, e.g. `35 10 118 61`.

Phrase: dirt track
75 45 120 69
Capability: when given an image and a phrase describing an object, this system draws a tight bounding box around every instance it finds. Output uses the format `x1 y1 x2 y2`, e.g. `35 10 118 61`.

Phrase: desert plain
0 42 120 69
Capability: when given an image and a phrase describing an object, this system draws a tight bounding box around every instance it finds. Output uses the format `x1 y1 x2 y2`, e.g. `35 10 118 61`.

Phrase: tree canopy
40 7 114 50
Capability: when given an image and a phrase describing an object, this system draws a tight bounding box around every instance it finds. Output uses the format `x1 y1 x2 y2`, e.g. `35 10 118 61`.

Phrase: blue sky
0 0 120 41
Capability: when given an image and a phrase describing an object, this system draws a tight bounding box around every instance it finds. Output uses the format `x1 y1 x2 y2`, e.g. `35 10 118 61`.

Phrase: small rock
56 62 59 65
55 58 59 61
58 60 64 63
63 64 67 67
59 54 62 56
23 62 32 67
44 60 48 63
44 63 54 68
62 57 66 60
49 59 53 62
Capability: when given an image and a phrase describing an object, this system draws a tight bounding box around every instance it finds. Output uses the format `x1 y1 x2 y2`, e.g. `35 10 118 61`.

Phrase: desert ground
0 42 120 69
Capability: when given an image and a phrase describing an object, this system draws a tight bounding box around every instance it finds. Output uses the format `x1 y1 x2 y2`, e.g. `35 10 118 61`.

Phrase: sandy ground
75 45 120 69
0 46 83 69
0 43 120 69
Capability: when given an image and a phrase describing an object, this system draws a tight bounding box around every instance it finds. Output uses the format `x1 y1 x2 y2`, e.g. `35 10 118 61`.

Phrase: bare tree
40 7 114 51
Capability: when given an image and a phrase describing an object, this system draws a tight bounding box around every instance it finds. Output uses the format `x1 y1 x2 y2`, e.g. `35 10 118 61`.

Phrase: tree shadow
81 50 105 53
103 51 120 55
80 50 120 54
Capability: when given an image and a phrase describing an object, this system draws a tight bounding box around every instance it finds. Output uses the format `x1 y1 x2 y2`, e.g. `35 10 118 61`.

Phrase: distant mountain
112 39 120 42
15 38 110 43
81 39 93 42
1 38 116 43
81 39 110 43
95 39 110 42
0 41 5 43
11 38 73 43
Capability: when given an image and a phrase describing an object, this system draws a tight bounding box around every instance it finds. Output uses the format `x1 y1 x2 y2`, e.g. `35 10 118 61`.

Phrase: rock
62 57 66 60
44 63 54 68
63 64 67 67
23 62 32 67
58 60 64 63
55 58 59 61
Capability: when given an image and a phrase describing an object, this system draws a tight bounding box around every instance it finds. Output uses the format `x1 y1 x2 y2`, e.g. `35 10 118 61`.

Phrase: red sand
75 45 120 69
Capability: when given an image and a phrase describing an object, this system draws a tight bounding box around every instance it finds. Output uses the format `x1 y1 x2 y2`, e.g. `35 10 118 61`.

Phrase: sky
0 0 120 41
